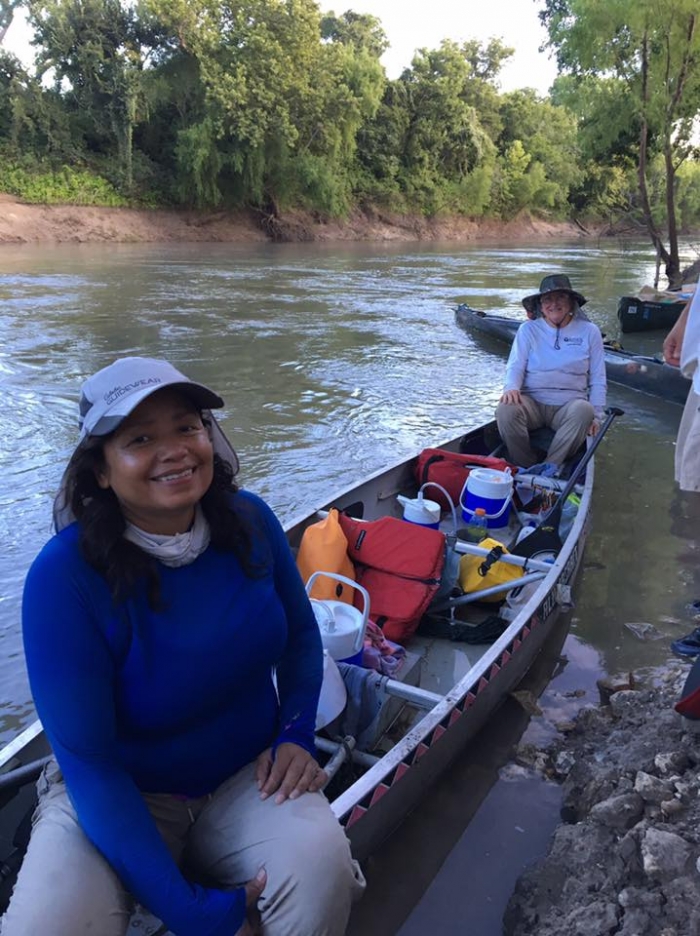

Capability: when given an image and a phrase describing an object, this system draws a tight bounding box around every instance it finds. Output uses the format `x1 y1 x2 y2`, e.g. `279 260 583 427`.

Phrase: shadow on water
346 612 585 936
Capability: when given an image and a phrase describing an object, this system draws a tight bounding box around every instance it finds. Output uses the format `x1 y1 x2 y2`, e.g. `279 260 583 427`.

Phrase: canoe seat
527 426 554 460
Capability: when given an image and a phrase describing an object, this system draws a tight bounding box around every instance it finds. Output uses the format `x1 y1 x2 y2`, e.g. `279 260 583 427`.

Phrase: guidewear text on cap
78 357 224 440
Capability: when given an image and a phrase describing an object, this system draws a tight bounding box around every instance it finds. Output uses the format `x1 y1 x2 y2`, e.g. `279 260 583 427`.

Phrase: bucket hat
54 356 239 530
522 274 588 315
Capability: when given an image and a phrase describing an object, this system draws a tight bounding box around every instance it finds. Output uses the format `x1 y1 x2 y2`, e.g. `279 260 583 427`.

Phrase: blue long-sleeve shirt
22 490 323 936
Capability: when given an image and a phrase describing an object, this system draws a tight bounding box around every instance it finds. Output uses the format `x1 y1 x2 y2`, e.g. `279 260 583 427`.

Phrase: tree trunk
664 142 680 287
637 31 673 286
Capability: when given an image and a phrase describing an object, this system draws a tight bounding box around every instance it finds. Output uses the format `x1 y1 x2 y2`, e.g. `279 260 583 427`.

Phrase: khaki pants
675 386 700 493
496 395 594 467
1 759 365 936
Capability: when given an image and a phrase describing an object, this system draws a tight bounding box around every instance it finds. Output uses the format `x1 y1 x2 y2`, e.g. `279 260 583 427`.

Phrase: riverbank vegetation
0 1 699 279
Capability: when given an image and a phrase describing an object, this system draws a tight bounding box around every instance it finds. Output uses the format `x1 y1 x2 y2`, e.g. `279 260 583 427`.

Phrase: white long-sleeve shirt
503 316 607 415
681 289 700 393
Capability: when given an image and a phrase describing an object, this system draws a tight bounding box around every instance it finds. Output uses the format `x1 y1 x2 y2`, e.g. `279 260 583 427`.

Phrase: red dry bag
337 513 445 643
414 449 516 510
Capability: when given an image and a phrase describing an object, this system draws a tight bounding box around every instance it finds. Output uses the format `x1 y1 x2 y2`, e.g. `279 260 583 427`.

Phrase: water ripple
0 237 694 743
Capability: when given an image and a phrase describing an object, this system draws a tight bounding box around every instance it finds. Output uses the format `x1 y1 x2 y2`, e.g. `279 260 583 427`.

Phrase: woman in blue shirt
5 357 364 936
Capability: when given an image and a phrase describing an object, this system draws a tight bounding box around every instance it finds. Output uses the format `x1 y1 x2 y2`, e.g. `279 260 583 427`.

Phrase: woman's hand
587 418 600 437
235 868 267 936
500 389 522 405
663 301 690 367
256 743 327 804
663 328 684 367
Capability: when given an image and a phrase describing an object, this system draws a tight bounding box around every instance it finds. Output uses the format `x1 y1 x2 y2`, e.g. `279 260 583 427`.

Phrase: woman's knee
564 399 594 424
496 401 526 428
261 805 365 936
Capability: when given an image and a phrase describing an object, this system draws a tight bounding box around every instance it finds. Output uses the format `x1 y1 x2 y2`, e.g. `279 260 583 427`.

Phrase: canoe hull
333 486 587 858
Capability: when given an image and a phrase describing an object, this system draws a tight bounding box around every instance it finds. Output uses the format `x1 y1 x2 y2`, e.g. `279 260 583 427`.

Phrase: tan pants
1 759 365 936
496 395 594 467
675 386 700 493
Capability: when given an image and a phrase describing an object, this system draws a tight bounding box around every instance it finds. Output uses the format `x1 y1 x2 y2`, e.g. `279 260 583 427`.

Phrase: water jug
315 650 348 730
396 493 441 529
460 467 513 529
305 572 370 667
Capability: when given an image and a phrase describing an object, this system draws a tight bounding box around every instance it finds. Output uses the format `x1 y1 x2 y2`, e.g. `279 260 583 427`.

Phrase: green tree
397 40 495 211
458 38 514 141
495 88 582 217
320 9 388 59
25 0 156 190
354 37 515 213
549 74 640 217
540 0 700 286
142 0 385 212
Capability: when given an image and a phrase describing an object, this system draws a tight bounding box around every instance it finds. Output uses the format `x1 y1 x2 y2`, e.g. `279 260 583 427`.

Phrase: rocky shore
504 660 700 936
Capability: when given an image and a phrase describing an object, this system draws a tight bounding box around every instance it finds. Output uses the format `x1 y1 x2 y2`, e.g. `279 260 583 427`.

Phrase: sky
323 0 558 94
3 0 559 96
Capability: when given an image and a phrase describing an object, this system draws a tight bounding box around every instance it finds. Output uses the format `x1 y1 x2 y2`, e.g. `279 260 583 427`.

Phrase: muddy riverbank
0 194 594 244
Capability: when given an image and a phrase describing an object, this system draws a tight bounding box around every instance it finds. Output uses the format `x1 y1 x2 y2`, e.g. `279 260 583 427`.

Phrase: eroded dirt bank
0 194 592 244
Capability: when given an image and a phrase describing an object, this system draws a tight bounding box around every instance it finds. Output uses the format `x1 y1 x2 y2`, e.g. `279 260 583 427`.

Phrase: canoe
617 294 687 333
0 418 609 930
455 303 690 406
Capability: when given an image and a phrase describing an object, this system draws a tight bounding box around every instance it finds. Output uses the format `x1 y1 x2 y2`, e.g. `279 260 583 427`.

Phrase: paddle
510 406 624 561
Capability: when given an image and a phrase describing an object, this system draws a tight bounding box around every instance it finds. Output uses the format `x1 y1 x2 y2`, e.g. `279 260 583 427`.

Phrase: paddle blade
510 520 561 560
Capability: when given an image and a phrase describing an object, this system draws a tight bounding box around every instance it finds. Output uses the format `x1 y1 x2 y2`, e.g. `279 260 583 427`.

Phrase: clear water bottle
465 507 489 542
558 493 581 541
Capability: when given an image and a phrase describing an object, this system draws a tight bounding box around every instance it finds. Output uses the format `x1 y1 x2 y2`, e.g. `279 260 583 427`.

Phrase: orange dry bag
296 508 356 604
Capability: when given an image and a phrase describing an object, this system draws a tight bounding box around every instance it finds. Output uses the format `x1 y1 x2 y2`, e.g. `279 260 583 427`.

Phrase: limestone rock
633 770 675 803
641 828 693 881
589 792 645 830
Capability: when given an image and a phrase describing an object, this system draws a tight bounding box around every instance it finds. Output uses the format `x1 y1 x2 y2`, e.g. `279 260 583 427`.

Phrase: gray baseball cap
54 357 239 531
79 356 224 438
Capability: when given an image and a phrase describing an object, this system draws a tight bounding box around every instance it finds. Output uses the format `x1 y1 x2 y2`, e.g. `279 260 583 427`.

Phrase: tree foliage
540 0 700 285
495 88 581 217
1 0 698 232
22 0 165 190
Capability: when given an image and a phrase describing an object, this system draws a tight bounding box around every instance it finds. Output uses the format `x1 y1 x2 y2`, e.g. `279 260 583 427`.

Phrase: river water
1 235 698 929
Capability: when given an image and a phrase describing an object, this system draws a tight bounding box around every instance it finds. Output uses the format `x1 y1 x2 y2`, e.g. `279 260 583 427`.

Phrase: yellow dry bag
458 537 524 603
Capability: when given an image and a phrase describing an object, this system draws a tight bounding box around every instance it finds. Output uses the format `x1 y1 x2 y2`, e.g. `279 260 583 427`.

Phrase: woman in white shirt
496 274 607 470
